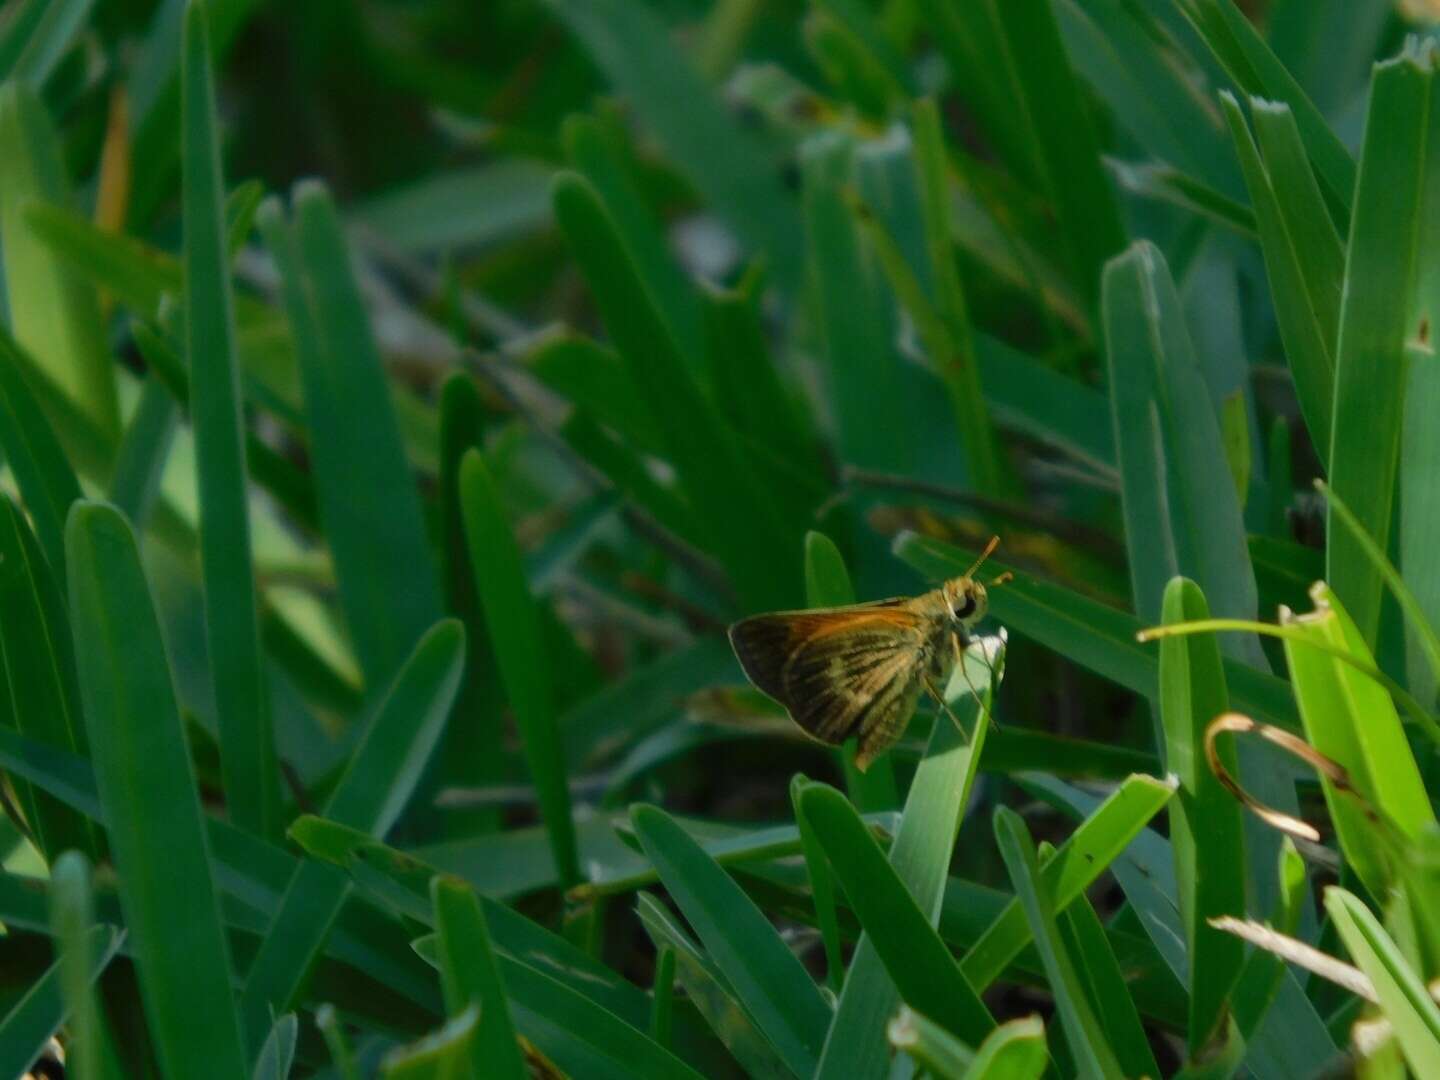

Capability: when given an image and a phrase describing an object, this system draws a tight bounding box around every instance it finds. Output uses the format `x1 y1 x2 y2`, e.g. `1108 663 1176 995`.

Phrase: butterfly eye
953 594 976 619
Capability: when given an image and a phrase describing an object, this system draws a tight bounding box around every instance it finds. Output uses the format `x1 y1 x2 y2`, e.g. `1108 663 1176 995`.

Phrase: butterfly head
941 577 987 627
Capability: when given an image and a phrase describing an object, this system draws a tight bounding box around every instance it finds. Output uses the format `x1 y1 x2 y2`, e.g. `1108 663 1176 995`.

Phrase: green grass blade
1402 353 1440 708
0 326 83 585
816 652 996 1079
1326 44 1436 647
240 619 465 1043
886 1007 978 1079
65 501 248 1079
960 773 1176 991
800 782 995 1046
251 1014 298 1080
0 83 117 438
791 774 845 996
994 807 1124 1080
0 496 97 862
316 1003 361 1080
649 945 675 1047
182 0 279 840
1159 578 1246 1055
257 185 442 688
1325 887 1440 1077
107 378 178 532
551 171 798 610
459 449 578 886
545 0 805 293
632 802 831 1076
49 852 104 1080
7 0 94 88
0 924 122 1080
381 1007 479 1079
0 0 48 77
1220 94 1340 454
891 1010 1047 1080
893 533 1297 729
431 875 528 1080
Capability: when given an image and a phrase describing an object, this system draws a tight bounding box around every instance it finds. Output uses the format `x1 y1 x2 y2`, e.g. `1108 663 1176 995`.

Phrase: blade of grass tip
800 782 995 1046
182 0 279 841
258 185 442 688
107 378 178 532
316 1004 361 1080
0 924 123 1080
1325 886 1440 1077
1159 578 1246 1057
0 496 99 862
49 852 103 1080
632 803 832 1076
252 1014 298 1080
0 326 83 586
240 619 465 1049
551 171 797 611
816 649 997 1079
380 1006 479 1079
1321 479 1440 696
994 807 1124 1080
1326 43 1436 648
459 449 578 887
650 945 676 1048
1218 95 1341 456
892 1010 1048 1080
0 83 118 438
431 876 527 1080
886 1006 978 1079
805 530 899 808
791 774 846 996
66 501 248 1079
959 773 1177 991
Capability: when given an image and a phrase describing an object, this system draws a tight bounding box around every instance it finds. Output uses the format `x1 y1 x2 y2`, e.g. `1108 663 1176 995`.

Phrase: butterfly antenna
990 571 1014 587
963 535 1001 580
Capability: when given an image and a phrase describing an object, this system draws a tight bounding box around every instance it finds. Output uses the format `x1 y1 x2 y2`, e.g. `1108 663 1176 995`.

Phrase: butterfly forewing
728 606 934 766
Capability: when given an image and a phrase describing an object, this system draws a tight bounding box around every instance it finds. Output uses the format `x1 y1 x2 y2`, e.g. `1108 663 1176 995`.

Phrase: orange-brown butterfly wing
728 607 930 768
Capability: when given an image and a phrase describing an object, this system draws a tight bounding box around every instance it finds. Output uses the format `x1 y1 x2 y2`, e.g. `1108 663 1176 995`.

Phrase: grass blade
66 501 248 1079
182 0 278 840
791 774 845 995
381 1007 479 1079
7 0 94 88
459 449 578 887
632 802 832 1076
1159 578 1246 1055
48 852 105 1080
800 781 995 1046
994 807 1124 1080
891 1010 1046 1080
107 378 178 532
431 875 527 1080
1326 44 1436 647
252 1014 298 1080
0 924 122 1080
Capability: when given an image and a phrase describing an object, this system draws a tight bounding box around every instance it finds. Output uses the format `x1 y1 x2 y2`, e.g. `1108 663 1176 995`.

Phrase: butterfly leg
922 674 972 742
950 631 1000 732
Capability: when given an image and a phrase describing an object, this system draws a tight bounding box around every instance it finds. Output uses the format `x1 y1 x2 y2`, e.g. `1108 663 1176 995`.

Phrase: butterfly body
727 574 990 770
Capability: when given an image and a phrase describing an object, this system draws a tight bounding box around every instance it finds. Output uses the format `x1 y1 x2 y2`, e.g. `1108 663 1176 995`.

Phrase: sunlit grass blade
799 781 995 1046
459 449 578 887
632 802 831 1076
0 496 98 862
994 807 1124 1079
1326 44 1436 647
66 501 248 1079
1325 887 1440 1077
816 651 996 1079
0 924 122 1080
0 83 117 438
240 619 465 1046
431 875 527 1080
1159 578 1246 1055
257 184 442 688
182 0 278 841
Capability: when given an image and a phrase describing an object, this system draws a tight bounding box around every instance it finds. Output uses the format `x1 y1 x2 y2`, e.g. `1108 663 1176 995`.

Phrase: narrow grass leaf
66 501 248 1079
551 172 797 610
459 449 578 886
0 925 122 1080
183 0 278 840
252 1015 298 1080
7 0 93 88
48 852 103 1080
650 945 676 1048
632 803 831 1076
892 1010 1046 1080
1220 94 1342 455
381 1006 479 1079
316 1004 361 1080
994 807 1124 1080
240 619 465 1044
0 497 97 862
1159 578 1246 1054
1326 44 1436 647
258 186 442 688
431 876 527 1080
816 652 996 1079
0 83 117 437
1403 353 1440 707
801 782 995 1046
1326 887 1440 1077
791 775 845 995
107 378 178 531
